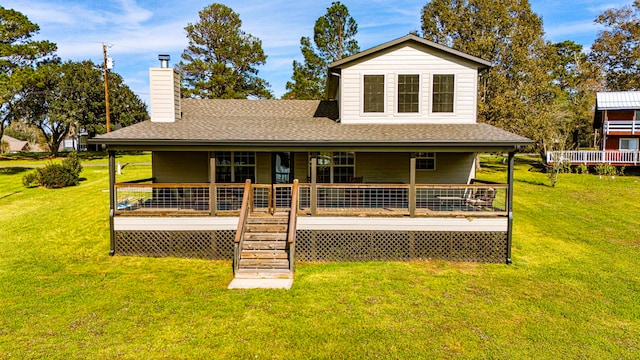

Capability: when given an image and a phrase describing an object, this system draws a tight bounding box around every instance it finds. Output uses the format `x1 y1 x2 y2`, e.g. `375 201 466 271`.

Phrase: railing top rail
114 182 210 188
416 183 507 188
234 179 252 244
314 183 411 188
288 179 299 244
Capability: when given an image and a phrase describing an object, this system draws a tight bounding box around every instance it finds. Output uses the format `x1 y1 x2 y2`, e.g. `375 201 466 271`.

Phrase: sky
3 0 635 104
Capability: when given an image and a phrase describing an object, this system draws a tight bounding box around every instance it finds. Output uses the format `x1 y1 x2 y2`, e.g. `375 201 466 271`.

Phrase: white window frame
619 138 639 151
415 152 436 171
309 152 356 183
215 151 256 183
361 74 386 115
430 73 456 115
395 73 421 115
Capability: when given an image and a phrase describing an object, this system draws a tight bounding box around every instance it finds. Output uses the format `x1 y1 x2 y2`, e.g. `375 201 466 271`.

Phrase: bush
575 164 588 174
594 163 617 176
22 152 83 188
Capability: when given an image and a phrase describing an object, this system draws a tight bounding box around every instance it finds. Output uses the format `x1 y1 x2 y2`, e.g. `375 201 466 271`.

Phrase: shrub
22 152 83 188
575 164 588 174
594 163 617 176
62 152 83 177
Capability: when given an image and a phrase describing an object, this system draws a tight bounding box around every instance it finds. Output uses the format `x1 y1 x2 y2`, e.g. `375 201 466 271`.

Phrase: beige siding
357 152 474 184
293 152 309 182
149 68 180 123
152 151 208 183
357 153 410 183
256 152 271 184
339 45 479 124
416 152 475 184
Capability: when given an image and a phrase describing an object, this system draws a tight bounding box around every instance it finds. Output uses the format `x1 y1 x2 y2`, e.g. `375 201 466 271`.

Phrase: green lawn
0 155 638 359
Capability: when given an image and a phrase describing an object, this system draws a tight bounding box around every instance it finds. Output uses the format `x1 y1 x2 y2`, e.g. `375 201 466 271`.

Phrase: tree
178 3 272 99
590 0 640 91
421 0 556 156
548 41 600 149
283 1 359 99
0 6 57 140
24 61 147 155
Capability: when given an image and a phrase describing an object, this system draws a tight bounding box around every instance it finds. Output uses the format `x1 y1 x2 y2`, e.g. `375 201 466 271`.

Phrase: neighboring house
91 35 531 279
547 91 640 166
1 135 29 153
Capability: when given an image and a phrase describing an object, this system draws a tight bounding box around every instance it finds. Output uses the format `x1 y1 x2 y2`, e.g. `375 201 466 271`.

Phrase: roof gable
328 34 492 70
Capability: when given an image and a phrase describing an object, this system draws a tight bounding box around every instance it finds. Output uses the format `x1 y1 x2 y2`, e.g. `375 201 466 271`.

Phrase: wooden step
243 232 287 241
242 241 287 250
234 269 293 279
241 250 288 259
238 258 289 269
245 223 288 233
247 216 288 224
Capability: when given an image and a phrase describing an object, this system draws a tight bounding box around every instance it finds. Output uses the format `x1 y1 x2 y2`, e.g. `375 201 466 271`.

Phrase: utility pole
102 43 112 133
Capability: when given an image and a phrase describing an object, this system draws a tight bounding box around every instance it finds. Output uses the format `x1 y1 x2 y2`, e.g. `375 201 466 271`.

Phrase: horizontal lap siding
152 151 209 183
256 152 271 184
357 152 410 183
340 45 479 124
416 152 475 184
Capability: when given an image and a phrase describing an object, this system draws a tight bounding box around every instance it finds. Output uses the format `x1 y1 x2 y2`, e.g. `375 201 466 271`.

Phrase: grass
0 154 638 358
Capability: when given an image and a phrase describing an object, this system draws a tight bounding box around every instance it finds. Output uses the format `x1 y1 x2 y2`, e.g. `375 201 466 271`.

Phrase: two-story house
92 35 531 281
547 91 640 166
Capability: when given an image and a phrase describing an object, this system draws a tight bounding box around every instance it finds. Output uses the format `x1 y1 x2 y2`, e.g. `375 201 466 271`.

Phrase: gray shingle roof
596 91 640 110
93 99 531 148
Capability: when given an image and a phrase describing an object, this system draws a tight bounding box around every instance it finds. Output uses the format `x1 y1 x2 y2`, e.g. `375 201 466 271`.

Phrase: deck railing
604 120 639 134
547 150 640 165
114 180 508 217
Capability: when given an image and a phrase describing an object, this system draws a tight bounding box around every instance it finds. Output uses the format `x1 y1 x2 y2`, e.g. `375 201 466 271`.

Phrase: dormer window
397 74 419 113
363 75 385 113
432 74 455 113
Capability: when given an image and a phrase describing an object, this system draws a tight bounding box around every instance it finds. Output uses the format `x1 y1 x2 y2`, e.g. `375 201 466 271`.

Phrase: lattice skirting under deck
114 230 235 259
114 230 507 263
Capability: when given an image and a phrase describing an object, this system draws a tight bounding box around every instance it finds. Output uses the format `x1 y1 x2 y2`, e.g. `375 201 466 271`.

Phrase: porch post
209 152 216 216
506 151 515 264
108 150 116 256
310 152 317 216
409 153 416 217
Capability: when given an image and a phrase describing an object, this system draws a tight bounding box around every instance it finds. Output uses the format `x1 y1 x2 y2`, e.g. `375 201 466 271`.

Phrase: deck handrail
287 180 299 272
115 182 209 188
547 150 640 165
288 180 299 244
233 179 252 244
233 179 252 274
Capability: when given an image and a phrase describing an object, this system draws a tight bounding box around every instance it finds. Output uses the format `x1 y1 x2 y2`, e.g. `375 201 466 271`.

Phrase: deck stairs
234 213 293 280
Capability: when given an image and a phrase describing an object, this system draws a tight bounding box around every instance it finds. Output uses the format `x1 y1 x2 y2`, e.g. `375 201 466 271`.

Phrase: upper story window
397 74 420 113
215 151 256 183
432 74 455 113
363 75 385 113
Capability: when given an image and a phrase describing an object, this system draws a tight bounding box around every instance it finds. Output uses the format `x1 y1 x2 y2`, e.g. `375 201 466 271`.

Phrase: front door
272 152 293 184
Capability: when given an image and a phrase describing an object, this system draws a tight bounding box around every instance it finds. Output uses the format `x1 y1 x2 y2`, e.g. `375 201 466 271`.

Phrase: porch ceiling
91 99 532 150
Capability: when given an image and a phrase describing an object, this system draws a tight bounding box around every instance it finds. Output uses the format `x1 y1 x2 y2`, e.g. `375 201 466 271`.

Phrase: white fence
547 150 640 165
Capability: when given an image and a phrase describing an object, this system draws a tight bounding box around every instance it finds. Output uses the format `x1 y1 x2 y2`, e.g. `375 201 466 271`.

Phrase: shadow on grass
0 167 32 175
0 191 21 200
516 178 549 187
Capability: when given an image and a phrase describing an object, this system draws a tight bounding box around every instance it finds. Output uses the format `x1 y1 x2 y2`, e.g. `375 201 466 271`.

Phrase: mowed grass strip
0 155 638 359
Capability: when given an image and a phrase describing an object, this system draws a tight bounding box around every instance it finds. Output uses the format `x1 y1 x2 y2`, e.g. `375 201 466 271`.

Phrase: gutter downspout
109 150 116 256
506 151 515 264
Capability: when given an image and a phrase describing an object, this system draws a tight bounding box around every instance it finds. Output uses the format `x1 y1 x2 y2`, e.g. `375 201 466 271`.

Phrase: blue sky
3 0 634 104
